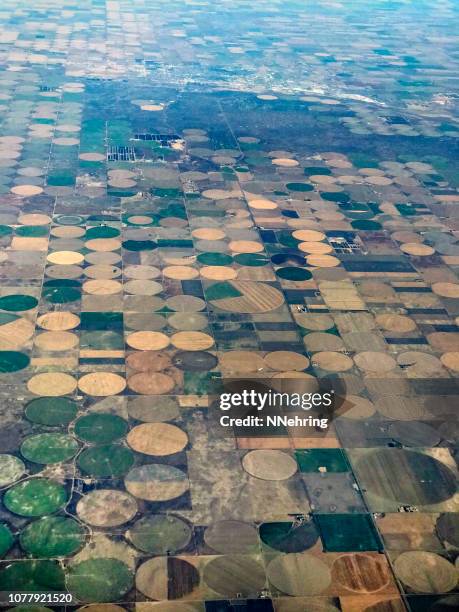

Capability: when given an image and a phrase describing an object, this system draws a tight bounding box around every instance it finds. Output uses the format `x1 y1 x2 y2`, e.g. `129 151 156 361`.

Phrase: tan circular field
292 229 325 242
127 423 188 456
200 266 237 281
312 351 353 372
27 372 77 396
272 158 299 167
209 281 284 314
124 280 162 295
47 251 84 265
0 317 35 349
341 395 376 420
82 279 122 295
229 240 264 253
354 351 396 374
267 553 331 596
85 238 121 252
78 372 126 396
218 350 265 374
126 331 170 351
242 450 297 481
34 331 78 352
394 551 457 594
79 152 105 162
162 265 199 280
375 314 416 333
307 254 340 267
432 282 459 298
124 265 160 280
124 464 189 502
264 351 309 371
18 213 52 225
440 352 459 373
11 185 44 197
298 241 333 254
400 243 435 256
170 331 214 351
37 312 80 331
192 228 226 240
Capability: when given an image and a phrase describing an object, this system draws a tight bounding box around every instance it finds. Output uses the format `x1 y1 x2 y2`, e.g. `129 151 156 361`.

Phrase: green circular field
4 479 68 517
20 516 85 558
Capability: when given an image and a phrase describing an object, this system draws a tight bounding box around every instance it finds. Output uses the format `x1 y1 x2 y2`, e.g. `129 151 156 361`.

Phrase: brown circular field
332 553 390 593
127 372 175 395
126 350 171 372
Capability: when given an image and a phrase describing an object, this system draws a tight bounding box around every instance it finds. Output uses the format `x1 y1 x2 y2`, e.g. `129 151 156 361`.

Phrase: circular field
127 513 192 554
127 423 188 456
4 479 67 517
76 490 137 527
332 553 391 593
20 516 85 557
67 558 133 603
267 553 331 596
124 464 189 502
203 554 265 597
393 551 457 594
77 444 134 478
20 433 79 464
25 397 78 426
136 557 199 600
208 281 284 313
353 449 456 506
259 521 319 553
436 513 459 548
74 413 128 444
242 450 298 481
0 454 25 487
